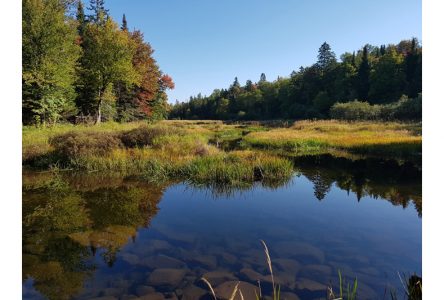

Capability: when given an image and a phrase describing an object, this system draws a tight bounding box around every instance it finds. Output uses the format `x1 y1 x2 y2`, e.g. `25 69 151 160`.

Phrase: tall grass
243 120 421 157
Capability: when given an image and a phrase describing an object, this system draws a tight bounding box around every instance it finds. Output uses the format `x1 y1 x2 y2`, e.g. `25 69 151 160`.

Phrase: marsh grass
23 120 421 184
243 120 421 157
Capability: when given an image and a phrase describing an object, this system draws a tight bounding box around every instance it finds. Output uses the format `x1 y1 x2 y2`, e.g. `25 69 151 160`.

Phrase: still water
22 156 421 300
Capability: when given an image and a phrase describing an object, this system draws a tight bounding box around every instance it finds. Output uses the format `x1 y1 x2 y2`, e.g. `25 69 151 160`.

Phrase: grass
243 120 422 157
23 120 421 185
23 122 294 186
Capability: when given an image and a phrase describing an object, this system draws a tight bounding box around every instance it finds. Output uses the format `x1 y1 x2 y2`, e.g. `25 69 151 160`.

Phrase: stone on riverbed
215 281 259 300
202 270 238 286
147 268 187 288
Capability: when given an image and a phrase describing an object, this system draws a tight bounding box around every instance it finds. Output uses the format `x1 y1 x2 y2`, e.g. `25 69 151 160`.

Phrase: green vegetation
23 0 173 126
23 120 421 186
243 120 421 157
170 39 421 121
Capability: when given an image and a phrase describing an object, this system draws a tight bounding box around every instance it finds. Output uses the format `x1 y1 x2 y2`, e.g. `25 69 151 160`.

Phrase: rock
239 268 264 282
147 269 187 288
294 278 326 292
101 288 122 297
138 292 165 300
203 270 238 286
142 255 186 269
89 297 118 300
280 292 301 300
273 258 301 275
241 249 266 267
274 242 325 264
189 255 218 269
215 281 259 300
299 264 332 279
135 286 156 297
220 252 238 265
181 284 207 300
121 253 140 265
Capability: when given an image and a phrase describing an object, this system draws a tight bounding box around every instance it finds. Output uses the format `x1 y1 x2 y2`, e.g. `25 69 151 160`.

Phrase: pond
22 155 421 300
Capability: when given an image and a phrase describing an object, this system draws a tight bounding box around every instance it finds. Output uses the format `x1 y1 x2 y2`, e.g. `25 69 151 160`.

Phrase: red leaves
160 74 175 90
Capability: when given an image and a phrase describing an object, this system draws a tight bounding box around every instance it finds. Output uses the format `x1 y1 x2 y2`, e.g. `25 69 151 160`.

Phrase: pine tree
88 0 109 24
316 42 336 72
121 14 128 31
357 45 370 100
76 1 86 38
259 73 267 83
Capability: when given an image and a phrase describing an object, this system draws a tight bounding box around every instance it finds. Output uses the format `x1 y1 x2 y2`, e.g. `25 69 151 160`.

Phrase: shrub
120 125 184 148
49 131 121 159
376 94 422 121
330 100 381 120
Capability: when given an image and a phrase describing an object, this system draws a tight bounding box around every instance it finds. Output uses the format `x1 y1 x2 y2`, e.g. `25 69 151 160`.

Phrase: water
22 156 421 300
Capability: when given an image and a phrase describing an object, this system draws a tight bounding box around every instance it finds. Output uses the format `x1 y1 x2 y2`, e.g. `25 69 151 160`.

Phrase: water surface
22 156 421 300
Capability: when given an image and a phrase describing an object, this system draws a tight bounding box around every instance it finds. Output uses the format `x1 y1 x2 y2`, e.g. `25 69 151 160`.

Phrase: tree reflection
22 172 165 300
294 155 422 215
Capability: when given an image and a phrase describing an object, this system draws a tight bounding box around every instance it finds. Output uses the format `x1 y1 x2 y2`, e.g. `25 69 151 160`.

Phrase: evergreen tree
259 73 267 83
88 0 109 24
357 45 370 100
245 80 254 92
76 1 86 37
316 42 337 72
121 14 128 31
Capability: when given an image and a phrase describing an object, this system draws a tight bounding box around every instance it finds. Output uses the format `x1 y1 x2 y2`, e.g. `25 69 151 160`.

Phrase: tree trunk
95 88 103 125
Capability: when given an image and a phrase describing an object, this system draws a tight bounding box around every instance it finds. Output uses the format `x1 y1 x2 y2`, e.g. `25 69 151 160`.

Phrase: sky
104 0 422 103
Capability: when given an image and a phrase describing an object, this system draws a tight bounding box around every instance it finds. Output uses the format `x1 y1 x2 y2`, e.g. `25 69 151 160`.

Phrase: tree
78 17 140 124
369 47 405 103
121 14 128 31
76 1 86 38
357 45 370 100
259 73 267 83
316 42 337 73
88 0 109 24
23 0 81 125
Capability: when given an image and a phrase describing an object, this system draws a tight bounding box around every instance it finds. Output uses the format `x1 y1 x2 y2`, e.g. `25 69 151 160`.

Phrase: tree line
23 0 174 125
170 39 421 121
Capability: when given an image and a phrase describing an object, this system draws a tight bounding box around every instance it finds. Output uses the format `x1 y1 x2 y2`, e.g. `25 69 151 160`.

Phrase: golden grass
244 120 421 155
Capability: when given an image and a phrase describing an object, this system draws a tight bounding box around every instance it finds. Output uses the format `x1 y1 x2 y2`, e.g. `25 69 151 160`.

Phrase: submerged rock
299 264 332 279
280 292 301 300
215 281 259 300
294 278 326 292
202 270 238 286
181 284 208 300
141 255 186 269
239 268 264 282
147 268 187 288
274 241 325 263
135 285 156 297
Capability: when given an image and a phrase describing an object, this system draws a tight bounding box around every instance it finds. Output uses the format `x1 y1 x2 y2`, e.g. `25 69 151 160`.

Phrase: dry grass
244 120 421 156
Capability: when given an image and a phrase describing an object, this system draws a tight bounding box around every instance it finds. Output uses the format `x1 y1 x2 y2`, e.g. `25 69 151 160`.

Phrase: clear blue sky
104 0 421 103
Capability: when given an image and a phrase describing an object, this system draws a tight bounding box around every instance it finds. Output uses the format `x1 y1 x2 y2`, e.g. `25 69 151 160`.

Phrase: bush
50 131 122 159
330 100 381 120
120 125 184 148
377 94 422 121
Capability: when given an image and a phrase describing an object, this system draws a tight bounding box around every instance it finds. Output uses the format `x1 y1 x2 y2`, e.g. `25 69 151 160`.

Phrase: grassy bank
23 120 421 184
243 120 422 157
23 122 293 186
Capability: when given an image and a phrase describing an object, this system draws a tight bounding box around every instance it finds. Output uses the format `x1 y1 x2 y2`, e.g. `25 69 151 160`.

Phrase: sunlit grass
243 120 421 156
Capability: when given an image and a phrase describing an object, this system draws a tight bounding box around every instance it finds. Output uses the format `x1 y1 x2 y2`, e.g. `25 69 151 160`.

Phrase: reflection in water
23 172 165 300
22 156 421 300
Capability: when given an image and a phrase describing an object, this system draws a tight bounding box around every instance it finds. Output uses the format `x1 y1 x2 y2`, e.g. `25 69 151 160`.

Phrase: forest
23 0 174 126
23 1 421 125
170 39 422 121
